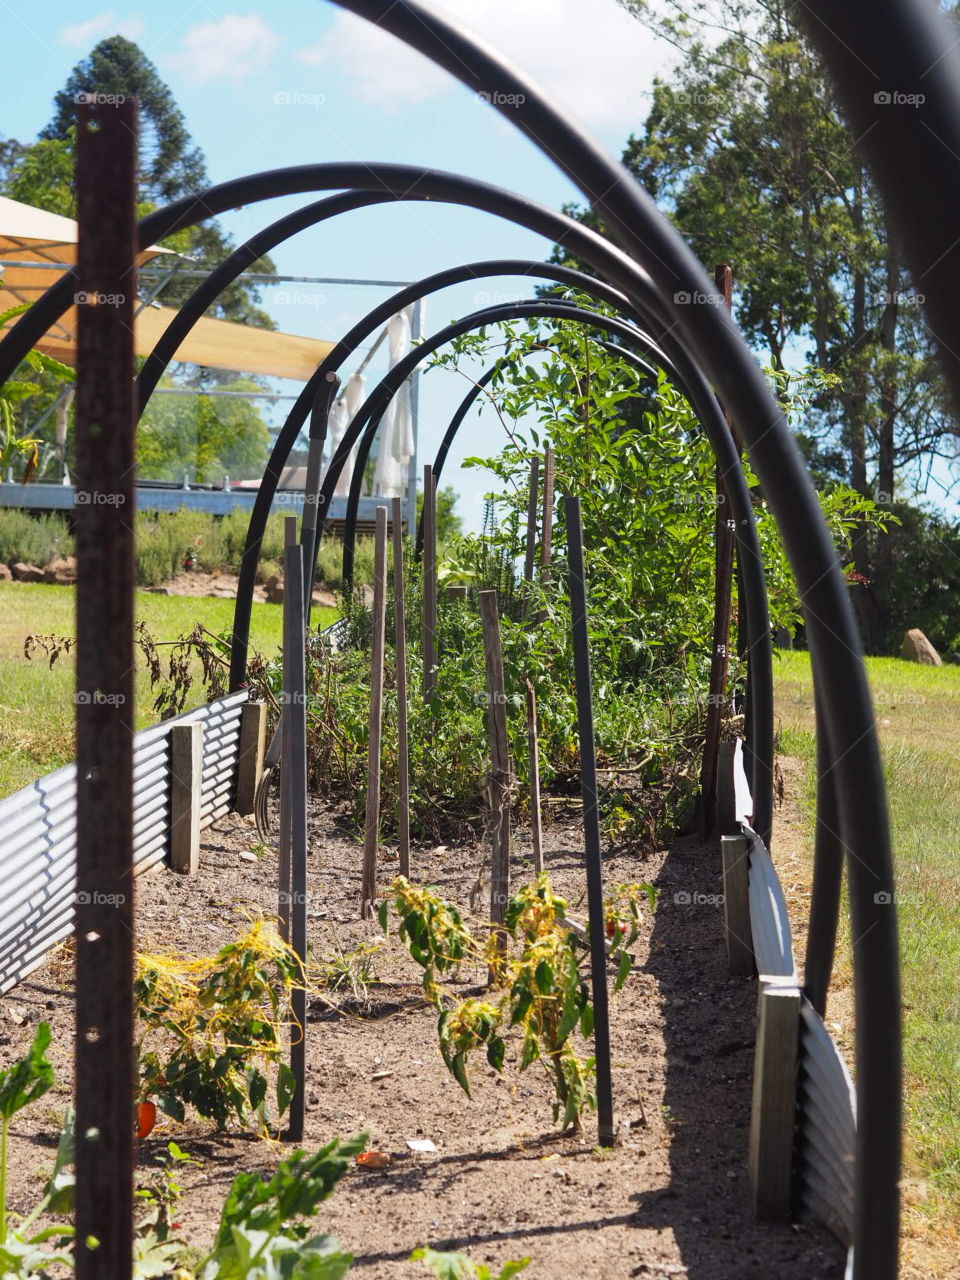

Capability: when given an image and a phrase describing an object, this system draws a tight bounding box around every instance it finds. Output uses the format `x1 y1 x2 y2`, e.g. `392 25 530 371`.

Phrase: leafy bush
135 920 301 1133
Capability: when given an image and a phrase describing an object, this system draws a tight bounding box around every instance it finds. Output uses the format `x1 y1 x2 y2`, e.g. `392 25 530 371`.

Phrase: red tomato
136 1100 157 1140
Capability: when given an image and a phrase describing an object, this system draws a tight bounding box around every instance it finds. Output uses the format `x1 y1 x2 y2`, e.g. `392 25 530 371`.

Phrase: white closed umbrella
327 372 365 498
372 307 415 497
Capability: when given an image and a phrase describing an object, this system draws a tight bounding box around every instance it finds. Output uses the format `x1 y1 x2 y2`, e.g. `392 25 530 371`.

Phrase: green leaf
486 1036 505 1073
579 1003 594 1039
276 1062 297 1116
534 961 553 994
377 900 389 933
614 950 633 994
0 1022 54 1120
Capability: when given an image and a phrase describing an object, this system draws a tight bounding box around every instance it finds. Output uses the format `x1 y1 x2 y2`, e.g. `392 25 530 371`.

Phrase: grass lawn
775 649 960 1240
0 582 336 796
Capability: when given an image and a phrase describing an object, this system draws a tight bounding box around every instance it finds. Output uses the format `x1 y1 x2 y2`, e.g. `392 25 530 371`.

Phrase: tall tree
554 0 959 647
39 36 275 332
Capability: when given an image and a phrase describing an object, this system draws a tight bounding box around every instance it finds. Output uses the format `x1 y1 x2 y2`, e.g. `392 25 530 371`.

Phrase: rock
264 573 284 605
0 564 11 582
42 555 77 585
11 562 43 583
901 628 942 666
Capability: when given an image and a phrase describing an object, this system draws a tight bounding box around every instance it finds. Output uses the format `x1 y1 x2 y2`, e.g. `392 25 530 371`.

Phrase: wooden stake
421 464 437 702
523 455 540 586
541 445 555 579
362 506 388 917
525 679 544 873
480 590 511 951
280 517 308 1142
391 497 411 877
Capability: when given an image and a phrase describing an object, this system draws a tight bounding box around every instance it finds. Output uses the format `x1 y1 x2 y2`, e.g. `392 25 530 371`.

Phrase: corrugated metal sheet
797 997 857 1246
0 690 248 994
746 831 797 981
733 739 753 825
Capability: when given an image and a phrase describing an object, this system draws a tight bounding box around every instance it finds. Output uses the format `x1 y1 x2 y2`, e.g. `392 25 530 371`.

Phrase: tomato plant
381 875 654 1133
135 919 301 1134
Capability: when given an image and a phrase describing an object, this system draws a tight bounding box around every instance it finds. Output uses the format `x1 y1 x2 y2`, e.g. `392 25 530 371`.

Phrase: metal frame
0 0 915 1265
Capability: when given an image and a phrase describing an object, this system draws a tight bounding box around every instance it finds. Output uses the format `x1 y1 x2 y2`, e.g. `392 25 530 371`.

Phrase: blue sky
0 0 672 528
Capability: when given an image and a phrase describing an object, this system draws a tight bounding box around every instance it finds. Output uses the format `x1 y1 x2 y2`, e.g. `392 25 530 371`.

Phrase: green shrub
0 509 73 566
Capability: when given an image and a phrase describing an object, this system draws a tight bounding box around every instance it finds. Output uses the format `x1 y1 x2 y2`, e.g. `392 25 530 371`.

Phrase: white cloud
297 0 665 130
166 14 280 84
59 12 144 46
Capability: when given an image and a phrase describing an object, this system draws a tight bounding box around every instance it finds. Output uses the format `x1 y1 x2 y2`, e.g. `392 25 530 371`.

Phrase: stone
42 555 77 585
901 628 942 666
11 562 43 583
0 563 11 582
264 573 284 605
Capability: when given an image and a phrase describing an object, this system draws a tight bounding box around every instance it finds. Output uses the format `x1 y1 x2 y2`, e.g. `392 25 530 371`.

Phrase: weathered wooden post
236 701 267 816
73 96 137 1280
391 497 411 877
362 505 388 917
749 981 801 1218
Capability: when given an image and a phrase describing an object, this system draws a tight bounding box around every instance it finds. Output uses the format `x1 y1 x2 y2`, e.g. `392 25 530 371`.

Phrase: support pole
564 495 615 1146
421 464 437 702
699 263 736 839
170 723 203 875
391 497 411 877
73 96 137 1280
362 505 388 917
280 518 308 1141
479 590 511 950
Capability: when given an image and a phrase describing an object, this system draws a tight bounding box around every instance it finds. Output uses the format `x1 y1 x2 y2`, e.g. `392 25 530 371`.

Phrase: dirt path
1 801 845 1279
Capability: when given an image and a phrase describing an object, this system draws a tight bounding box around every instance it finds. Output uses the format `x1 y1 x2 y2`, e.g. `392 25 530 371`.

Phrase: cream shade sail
0 195 335 381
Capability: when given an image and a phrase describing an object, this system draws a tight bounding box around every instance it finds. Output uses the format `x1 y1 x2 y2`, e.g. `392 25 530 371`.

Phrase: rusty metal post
698 263 736 838
73 98 138 1280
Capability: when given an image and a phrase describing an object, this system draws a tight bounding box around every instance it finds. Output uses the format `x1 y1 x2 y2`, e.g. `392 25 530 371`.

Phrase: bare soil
0 799 846 1279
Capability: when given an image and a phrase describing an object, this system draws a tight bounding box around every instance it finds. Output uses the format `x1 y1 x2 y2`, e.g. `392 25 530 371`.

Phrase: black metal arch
0 106 898 1274
319 9 900 1271
421 340 660 530
323 297 772 844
